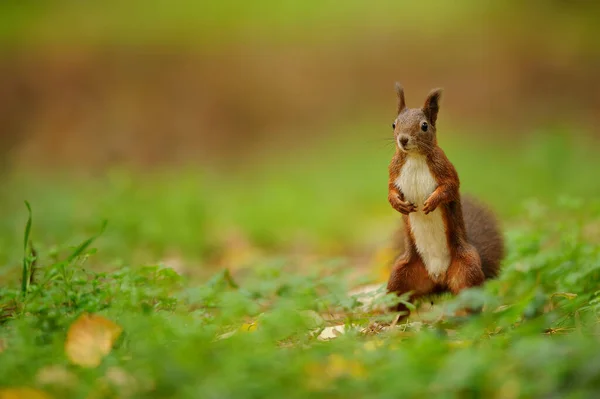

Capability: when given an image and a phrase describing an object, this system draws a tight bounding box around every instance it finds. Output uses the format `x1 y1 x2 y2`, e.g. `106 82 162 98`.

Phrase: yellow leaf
215 320 259 340
0 388 52 399
65 313 122 368
239 322 258 332
305 354 367 391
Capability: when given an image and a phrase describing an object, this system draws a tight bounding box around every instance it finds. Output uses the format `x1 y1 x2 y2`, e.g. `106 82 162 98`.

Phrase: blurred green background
1 1 599 275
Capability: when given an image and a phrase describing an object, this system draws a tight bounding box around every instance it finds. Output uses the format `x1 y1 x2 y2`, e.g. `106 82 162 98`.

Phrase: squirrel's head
391 83 443 155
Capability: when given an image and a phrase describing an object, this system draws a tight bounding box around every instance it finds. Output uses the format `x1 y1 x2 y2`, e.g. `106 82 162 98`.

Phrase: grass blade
29 241 38 285
66 220 108 264
21 201 33 297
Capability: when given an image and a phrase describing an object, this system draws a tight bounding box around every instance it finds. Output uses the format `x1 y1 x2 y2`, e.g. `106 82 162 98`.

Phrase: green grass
0 1 485 47
3 1 599 52
1 126 600 397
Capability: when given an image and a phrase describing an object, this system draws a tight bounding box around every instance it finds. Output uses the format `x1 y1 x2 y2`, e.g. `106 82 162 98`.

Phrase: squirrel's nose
399 137 409 147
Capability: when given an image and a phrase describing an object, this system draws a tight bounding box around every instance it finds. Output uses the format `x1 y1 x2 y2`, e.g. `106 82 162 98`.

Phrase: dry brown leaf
0 388 52 399
65 313 122 368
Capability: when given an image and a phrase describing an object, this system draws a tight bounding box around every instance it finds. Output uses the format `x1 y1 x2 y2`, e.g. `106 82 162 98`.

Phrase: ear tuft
395 82 406 114
423 88 443 125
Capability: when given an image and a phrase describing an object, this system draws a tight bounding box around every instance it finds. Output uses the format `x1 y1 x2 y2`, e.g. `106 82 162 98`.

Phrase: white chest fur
395 155 451 281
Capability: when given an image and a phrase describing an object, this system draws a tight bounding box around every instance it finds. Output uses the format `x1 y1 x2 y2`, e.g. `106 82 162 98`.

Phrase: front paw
389 194 417 215
422 196 439 214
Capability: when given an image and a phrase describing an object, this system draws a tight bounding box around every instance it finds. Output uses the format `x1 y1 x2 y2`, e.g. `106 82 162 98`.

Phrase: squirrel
386 83 504 317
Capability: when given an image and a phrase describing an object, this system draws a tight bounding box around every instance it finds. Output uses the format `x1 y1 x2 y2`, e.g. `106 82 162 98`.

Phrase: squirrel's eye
392 122 396 129
421 121 428 132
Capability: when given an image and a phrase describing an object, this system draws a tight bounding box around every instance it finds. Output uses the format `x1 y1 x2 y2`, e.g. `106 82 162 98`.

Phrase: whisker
367 137 397 148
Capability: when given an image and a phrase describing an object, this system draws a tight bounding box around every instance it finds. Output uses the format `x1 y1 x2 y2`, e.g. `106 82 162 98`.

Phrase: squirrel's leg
386 256 436 319
446 245 485 294
446 245 485 315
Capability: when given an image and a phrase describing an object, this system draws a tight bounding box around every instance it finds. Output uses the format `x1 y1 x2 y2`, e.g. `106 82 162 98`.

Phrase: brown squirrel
386 83 504 317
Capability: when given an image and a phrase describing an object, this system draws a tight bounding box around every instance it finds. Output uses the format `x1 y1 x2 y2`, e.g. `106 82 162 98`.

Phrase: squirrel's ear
423 88 443 125
395 82 406 114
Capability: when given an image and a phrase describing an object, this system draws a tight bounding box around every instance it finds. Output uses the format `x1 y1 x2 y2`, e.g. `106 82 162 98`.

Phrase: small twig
389 314 400 329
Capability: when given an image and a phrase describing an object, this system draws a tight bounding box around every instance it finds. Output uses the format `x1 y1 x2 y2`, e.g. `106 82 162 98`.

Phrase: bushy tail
461 195 504 279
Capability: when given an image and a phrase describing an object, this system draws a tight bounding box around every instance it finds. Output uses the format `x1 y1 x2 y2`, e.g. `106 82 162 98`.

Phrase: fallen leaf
0 388 52 399
239 322 258 332
305 354 367 391
215 320 259 340
318 325 346 340
65 313 122 368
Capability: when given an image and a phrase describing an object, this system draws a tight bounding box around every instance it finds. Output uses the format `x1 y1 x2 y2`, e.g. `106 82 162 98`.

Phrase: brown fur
386 84 504 317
